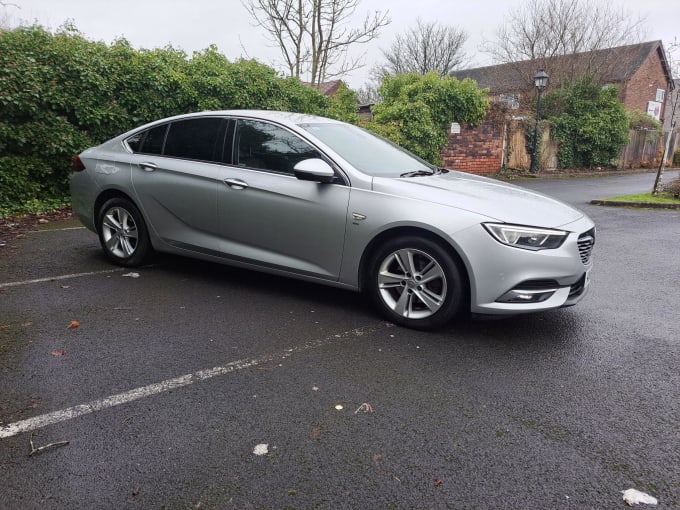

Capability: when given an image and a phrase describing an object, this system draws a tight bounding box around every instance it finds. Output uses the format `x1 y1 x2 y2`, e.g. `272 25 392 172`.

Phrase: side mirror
293 158 336 183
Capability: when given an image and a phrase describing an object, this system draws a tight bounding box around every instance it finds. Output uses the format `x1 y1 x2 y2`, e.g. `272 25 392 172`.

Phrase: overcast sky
3 0 679 89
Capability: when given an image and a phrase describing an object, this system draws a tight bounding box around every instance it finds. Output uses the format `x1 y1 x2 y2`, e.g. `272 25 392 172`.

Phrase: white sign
647 101 662 121
450 122 461 134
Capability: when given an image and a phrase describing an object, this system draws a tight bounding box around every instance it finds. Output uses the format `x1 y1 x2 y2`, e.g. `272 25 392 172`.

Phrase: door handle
223 178 249 190
139 162 157 172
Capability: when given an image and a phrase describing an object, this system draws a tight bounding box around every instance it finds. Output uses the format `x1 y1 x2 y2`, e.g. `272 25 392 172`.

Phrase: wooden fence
619 130 663 169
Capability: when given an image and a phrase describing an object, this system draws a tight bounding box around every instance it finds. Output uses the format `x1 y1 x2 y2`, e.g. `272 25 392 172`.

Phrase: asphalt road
1 171 679 509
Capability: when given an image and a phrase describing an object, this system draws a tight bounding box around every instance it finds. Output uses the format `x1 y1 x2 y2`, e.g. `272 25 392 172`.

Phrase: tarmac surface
0 171 678 509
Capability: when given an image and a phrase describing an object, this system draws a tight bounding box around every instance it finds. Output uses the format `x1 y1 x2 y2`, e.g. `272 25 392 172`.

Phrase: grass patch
602 192 680 204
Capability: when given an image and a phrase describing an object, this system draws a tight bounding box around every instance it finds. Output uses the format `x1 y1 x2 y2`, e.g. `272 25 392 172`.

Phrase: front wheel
97 197 151 267
367 236 465 330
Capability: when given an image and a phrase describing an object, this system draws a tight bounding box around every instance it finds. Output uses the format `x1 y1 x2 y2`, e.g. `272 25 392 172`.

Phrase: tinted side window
235 119 320 174
140 125 167 155
164 118 224 162
126 132 144 152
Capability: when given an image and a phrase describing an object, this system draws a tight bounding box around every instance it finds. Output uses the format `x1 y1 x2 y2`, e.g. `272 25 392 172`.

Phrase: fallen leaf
66 321 80 329
131 486 141 497
61 285 71 289
37 218 49 224
51 350 66 357
434 479 443 487
372 453 382 463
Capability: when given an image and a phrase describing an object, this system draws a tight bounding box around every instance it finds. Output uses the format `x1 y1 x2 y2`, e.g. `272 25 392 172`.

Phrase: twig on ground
354 403 374 414
29 432 69 456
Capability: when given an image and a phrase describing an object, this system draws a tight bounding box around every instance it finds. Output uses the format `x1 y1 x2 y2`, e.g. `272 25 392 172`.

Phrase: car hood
372 171 583 228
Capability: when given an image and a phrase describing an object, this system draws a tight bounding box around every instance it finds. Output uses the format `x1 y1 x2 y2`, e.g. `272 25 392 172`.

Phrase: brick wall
620 46 669 118
442 121 504 174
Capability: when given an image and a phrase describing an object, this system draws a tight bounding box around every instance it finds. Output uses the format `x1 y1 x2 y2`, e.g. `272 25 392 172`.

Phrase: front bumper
454 216 594 315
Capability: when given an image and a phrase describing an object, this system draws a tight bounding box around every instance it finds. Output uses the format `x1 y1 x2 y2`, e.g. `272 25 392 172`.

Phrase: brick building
446 41 675 174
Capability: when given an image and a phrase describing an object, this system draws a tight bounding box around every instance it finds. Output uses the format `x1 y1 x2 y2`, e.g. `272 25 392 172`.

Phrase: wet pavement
0 171 678 509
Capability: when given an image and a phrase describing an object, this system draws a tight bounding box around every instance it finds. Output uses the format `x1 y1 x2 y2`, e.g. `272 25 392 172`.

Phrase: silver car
70 110 595 330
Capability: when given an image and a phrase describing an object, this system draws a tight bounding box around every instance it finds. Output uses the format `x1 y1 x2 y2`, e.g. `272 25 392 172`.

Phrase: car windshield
299 122 435 177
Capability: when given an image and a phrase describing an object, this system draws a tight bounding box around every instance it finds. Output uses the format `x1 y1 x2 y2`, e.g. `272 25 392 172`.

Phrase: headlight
483 223 569 250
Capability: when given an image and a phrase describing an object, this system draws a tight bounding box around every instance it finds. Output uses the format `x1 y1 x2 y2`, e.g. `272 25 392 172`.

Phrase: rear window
164 118 224 161
126 124 167 155
125 118 226 162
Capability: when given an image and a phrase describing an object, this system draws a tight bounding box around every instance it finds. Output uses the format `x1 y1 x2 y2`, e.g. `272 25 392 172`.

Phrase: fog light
497 289 556 303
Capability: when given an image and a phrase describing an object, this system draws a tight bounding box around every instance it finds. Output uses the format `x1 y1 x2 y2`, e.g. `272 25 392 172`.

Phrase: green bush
326 82 360 124
1 24 355 213
542 78 629 169
626 109 662 136
366 72 489 164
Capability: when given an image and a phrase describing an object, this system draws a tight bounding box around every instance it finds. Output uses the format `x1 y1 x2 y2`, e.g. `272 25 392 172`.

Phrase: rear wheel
368 236 465 330
97 197 151 267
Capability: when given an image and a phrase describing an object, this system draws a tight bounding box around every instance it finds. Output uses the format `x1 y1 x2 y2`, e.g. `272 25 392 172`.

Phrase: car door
217 118 351 280
129 117 227 254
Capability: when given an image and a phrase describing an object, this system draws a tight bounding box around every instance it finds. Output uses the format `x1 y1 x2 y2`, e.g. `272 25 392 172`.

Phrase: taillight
72 155 86 172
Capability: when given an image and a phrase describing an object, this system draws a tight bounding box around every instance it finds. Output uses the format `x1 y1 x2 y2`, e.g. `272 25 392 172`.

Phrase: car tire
367 236 465 330
97 197 151 267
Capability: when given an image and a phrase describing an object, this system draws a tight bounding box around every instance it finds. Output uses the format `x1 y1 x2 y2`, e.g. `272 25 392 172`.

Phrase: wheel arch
94 189 141 235
358 226 471 303
95 191 153 266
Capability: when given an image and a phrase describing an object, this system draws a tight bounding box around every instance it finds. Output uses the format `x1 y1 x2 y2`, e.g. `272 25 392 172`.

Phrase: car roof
161 110 342 127
105 110 347 150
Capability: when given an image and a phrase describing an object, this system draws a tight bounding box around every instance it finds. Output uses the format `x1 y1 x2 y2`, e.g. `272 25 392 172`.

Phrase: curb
499 169 665 181
589 199 680 209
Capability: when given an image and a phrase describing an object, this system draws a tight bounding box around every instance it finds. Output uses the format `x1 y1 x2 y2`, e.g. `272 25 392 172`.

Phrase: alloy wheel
101 206 139 259
377 248 448 319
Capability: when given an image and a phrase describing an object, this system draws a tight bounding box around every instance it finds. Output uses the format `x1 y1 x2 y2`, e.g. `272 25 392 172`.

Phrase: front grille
577 228 595 264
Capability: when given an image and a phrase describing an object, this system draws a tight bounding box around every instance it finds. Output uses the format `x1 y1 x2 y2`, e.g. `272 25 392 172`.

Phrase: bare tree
377 19 468 77
486 0 646 63
481 0 647 90
1 1 19 30
355 82 381 105
242 0 390 86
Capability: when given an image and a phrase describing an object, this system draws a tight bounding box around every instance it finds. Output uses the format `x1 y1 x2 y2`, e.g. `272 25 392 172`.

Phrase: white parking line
0 268 126 289
27 227 86 233
0 324 388 439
